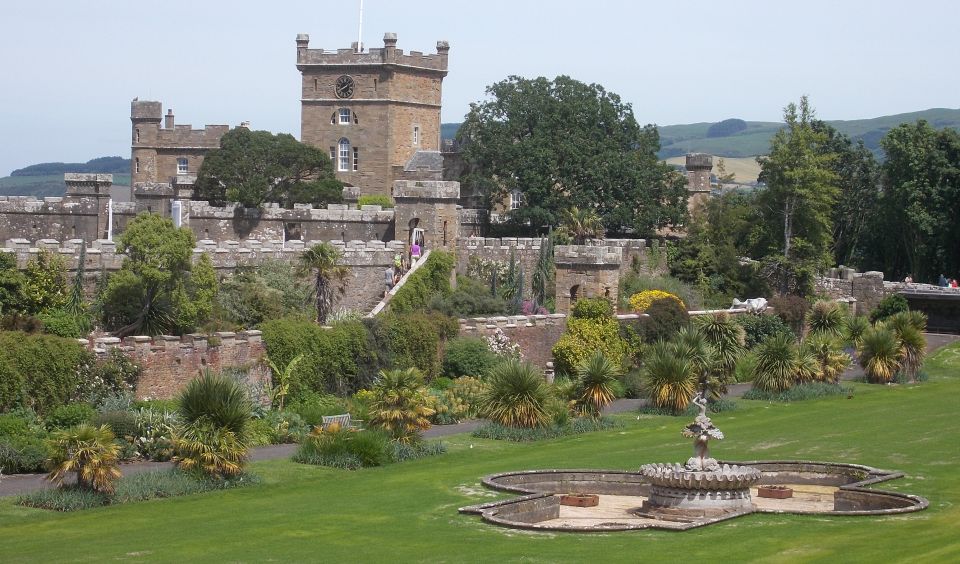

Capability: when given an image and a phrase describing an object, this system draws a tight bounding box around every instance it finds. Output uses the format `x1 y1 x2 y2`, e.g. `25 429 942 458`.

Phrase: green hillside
657 108 960 158
0 173 131 198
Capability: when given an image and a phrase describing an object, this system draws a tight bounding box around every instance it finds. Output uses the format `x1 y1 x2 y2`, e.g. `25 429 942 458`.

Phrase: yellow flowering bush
629 290 684 313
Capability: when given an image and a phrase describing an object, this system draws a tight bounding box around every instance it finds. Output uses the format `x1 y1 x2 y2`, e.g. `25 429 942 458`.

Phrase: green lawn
2 344 960 562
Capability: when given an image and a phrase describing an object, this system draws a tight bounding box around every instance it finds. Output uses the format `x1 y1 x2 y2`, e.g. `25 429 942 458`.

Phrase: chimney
383 32 397 62
165 109 175 129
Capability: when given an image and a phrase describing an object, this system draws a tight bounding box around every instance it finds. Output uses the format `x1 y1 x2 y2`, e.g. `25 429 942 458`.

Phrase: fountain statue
639 391 761 515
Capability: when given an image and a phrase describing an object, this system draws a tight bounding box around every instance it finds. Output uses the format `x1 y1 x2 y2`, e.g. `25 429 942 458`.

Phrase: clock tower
296 32 450 197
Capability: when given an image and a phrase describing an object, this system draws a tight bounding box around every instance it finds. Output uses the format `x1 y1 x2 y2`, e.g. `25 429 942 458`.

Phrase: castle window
329 147 336 161
314 78 319 91
135 128 140 143
354 112 359 124
135 158 140 173
413 125 420 146
509 189 524 210
177 158 188 174
339 108 351 124
338 138 351 172
353 147 359 171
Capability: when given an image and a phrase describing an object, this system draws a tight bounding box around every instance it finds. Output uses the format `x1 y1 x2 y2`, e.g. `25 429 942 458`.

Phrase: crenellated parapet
296 32 449 73
554 245 623 266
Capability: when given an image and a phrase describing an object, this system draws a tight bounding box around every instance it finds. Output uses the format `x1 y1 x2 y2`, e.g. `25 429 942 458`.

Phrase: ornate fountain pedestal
638 392 762 516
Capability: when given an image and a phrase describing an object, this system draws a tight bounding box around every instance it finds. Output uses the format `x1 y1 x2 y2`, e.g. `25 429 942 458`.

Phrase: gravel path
2 333 956 498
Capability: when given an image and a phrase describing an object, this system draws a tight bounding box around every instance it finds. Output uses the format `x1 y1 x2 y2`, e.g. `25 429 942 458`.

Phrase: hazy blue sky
1 0 957 175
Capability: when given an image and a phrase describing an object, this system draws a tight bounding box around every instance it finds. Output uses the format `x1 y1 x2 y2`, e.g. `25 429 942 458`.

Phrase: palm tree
560 207 604 244
804 334 851 383
297 242 348 324
859 325 901 384
642 341 697 414
370 368 435 443
47 424 122 494
479 359 551 428
576 351 620 417
694 312 746 385
174 421 248 478
753 333 799 392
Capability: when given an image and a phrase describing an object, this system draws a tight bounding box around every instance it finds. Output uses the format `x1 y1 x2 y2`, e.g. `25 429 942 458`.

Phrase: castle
0 32 707 316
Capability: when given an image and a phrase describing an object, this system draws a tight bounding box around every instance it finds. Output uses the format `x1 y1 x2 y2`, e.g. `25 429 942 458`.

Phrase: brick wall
89 331 269 401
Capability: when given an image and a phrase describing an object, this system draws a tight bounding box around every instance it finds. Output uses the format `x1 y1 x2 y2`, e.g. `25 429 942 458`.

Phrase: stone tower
296 33 449 197
685 153 713 213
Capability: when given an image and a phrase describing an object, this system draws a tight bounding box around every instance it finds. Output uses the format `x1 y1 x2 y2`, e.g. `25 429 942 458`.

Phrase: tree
297 242 348 325
0 252 27 315
47 424 122 494
756 97 839 293
22 249 69 315
559 207 604 244
865 121 960 280
99 213 212 337
458 75 687 235
194 128 343 208
369 367 435 443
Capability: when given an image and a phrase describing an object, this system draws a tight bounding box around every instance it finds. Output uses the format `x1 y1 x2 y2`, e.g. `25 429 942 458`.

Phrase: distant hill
441 122 460 141
657 108 960 158
0 173 131 198
10 156 130 177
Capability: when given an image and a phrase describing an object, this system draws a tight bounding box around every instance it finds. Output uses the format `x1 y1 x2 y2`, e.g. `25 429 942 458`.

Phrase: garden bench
321 414 361 431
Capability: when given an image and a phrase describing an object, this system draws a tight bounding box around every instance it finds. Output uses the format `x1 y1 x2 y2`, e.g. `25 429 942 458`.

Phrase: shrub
736 313 794 349
288 392 348 427
442 337 498 379
576 351 620 417
388 440 446 462
859 325 901 384
427 275 508 317
641 341 697 414
45 403 96 430
356 194 394 208
47 424 122 494
215 259 312 328
429 376 454 391
92 410 138 441
844 315 870 349
17 486 109 511
134 408 178 461
769 294 810 334
294 427 391 469
174 420 248 478
694 312 746 383
870 294 909 323
619 273 702 311
444 376 486 420
619 369 644 399
636 297 690 344
390 251 455 314
471 417 620 442
806 300 846 338
479 359 551 428
366 312 458 381
38 309 90 338
571 297 615 320
85 349 142 404
0 331 91 415
0 411 50 473
742 382 852 402
262 317 379 398
753 333 800 392
803 335 851 384
369 368 435 443
628 290 684 313
552 316 627 377
177 371 251 440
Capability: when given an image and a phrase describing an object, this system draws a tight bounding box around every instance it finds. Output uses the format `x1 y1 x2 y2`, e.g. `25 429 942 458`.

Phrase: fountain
638 392 761 516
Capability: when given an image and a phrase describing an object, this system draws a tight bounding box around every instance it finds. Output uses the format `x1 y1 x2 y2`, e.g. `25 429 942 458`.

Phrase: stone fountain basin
458 462 928 532
640 462 762 490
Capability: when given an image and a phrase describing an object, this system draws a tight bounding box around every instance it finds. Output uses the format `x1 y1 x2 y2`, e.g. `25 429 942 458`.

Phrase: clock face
335 75 355 99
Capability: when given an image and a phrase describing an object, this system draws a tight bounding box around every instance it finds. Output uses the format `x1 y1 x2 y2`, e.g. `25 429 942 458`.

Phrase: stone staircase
367 249 432 317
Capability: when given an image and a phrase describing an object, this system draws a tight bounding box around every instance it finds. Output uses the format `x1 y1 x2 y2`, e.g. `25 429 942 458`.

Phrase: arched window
339 108 351 124
338 138 351 172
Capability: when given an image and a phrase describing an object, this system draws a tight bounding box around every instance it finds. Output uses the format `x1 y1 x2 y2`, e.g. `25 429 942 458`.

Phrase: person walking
384 265 395 297
938 274 948 287
410 241 422 264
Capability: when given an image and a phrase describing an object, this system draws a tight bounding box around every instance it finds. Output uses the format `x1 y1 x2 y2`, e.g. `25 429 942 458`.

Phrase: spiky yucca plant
479 359 551 428
642 342 697 414
895 324 926 382
804 335 851 383
753 333 799 392
794 341 820 383
47 424 122 493
694 312 746 384
844 315 870 349
859 325 901 384
576 351 620 417
673 326 714 377
177 370 251 440
174 421 247 478
369 368 435 443
806 300 846 338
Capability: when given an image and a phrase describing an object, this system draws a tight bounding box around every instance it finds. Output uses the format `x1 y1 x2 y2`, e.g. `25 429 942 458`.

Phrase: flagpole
357 0 364 52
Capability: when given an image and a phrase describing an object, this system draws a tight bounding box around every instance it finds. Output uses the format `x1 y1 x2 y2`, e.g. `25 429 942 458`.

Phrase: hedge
0 331 91 415
390 251 455 314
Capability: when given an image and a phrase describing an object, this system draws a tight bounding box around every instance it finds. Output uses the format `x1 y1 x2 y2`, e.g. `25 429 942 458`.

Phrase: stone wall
88 331 269 401
816 270 888 314
459 314 568 369
554 245 622 313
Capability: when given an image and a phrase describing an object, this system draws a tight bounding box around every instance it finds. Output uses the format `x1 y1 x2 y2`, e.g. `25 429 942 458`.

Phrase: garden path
2 333 956 498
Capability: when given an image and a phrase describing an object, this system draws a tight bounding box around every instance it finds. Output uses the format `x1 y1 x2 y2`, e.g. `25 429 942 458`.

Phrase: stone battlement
392 180 460 200
1 238 405 271
554 245 623 265
296 33 449 73
186 200 395 222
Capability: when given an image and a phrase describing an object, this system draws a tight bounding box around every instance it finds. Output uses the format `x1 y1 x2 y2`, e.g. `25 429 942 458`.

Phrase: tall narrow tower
685 153 713 213
296 32 449 196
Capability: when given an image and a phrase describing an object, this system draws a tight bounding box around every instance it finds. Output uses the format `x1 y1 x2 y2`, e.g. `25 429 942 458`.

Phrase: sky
1 0 958 176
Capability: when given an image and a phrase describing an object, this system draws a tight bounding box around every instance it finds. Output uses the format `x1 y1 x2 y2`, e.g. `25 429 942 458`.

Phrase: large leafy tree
194 128 343 208
864 121 960 280
100 213 215 336
457 75 687 235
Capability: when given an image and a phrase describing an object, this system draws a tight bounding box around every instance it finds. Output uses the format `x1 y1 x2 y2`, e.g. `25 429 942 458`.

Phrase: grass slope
1 343 959 562
657 108 960 159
